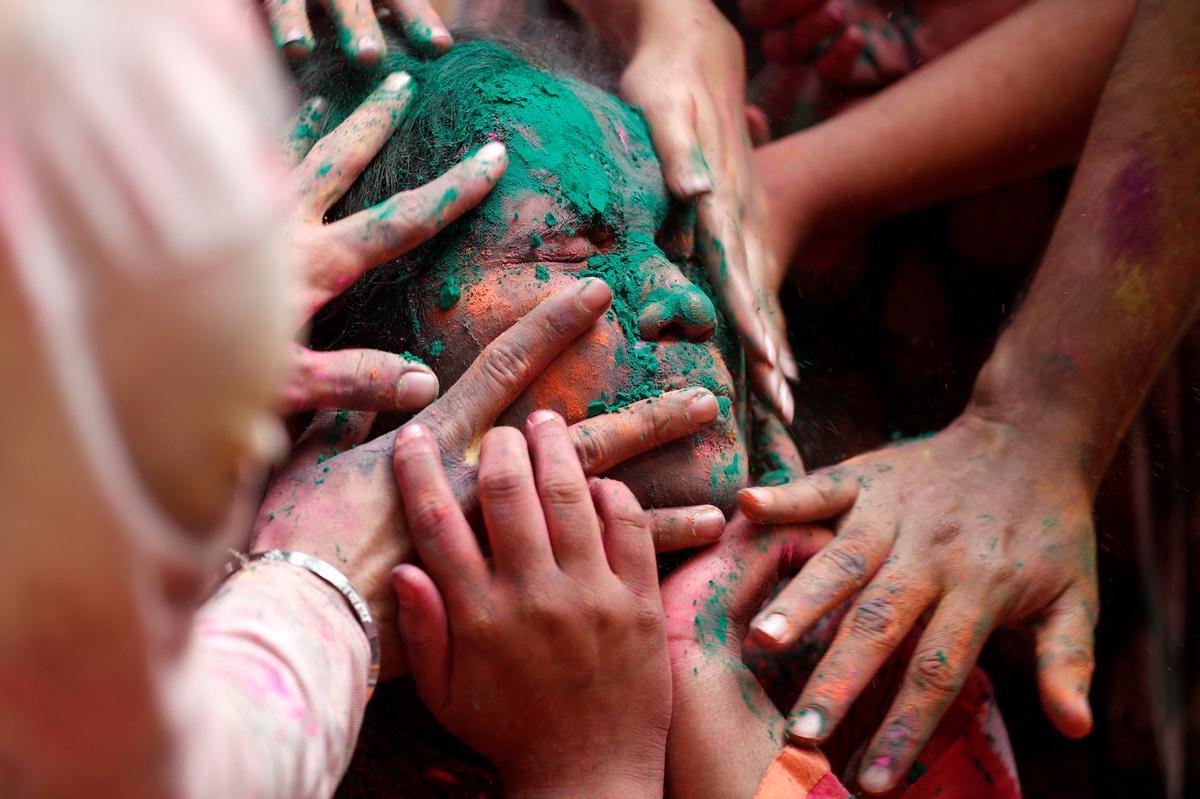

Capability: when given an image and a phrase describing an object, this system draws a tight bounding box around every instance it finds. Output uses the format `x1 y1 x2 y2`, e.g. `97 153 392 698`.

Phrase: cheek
415 269 629 420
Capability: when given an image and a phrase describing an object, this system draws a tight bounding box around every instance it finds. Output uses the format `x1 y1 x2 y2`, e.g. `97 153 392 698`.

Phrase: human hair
295 17 619 353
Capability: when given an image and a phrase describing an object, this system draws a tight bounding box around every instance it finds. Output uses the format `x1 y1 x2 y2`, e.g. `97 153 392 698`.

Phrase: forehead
485 68 669 228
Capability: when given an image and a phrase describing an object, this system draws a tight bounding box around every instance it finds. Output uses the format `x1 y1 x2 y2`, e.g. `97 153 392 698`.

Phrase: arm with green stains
755 0 1135 285
736 2 1199 792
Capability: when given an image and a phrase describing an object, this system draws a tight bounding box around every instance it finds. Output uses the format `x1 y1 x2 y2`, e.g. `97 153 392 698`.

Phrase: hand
739 412 1099 794
262 0 450 63
255 280 728 678
617 0 798 422
742 0 847 66
280 75 506 412
392 415 671 797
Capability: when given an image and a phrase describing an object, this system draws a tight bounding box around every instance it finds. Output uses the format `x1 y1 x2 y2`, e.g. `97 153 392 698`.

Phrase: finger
749 357 796 428
264 0 315 59
855 603 990 794
392 564 450 709
738 468 859 524
384 0 453 55
287 409 376 473
568 387 719 475
1034 584 1097 739
745 104 771 146
292 72 414 221
591 479 657 593
323 141 507 292
393 423 489 599
816 25 869 87
646 506 726 552
789 3 847 55
785 570 937 746
284 346 439 413
477 426 555 577
750 511 892 648
695 199 790 420
638 99 712 199
325 0 386 64
280 97 329 168
425 278 613 447
526 411 606 573
741 0 828 30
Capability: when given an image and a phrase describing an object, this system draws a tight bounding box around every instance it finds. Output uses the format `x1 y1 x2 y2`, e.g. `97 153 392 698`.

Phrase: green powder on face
427 339 445 357
399 350 426 366
643 284 716 327
534 264 550 281
529 232 543 249
436 275 461 310
544 211 558 226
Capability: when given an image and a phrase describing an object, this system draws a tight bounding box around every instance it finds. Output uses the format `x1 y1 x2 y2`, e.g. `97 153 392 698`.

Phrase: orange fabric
754 744 850 798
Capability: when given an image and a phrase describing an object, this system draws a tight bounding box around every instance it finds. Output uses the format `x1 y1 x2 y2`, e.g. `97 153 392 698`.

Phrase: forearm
175 562 370 798
970 0 1200 489
757 0 1134 269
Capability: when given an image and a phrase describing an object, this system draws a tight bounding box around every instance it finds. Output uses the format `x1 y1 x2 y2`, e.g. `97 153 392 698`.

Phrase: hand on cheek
391 415 671 796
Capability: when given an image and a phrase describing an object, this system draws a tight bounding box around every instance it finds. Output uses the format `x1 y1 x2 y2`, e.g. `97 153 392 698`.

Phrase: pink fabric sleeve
172 561 371 799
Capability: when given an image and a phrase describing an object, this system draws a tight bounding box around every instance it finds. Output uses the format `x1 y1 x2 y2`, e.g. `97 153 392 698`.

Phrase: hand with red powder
279 74 508 413
391 414 672 798
256 280 730 678
261 0 451 63
567 0 799 424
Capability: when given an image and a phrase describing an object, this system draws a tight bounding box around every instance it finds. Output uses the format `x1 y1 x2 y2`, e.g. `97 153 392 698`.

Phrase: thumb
738 469 859 524
392 564 451 710
1033 585 1097 739
284 347 440 414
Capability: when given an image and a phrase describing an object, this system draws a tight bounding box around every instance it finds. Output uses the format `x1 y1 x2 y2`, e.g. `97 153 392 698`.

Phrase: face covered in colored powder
311 40 749 510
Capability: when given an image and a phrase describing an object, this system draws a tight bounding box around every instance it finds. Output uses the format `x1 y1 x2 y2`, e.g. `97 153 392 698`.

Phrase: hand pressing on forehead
567 0 799 424
391 417 671 797
261 0 450 63
739 415 1098 794
255 281 729 679
279 74 507 413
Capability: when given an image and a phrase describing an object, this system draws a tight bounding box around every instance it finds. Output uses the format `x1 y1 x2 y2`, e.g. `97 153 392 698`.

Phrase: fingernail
280 30 313 52
357 36 383 63
693 507 725 540
398 371 439 406
740 487 773 509
787 707 824 740
676 171 714 198
860 759 893 793
397 423 427 442
527 409 560 428
764 336 779 369
476 141 506 164
777 378 795 424
431 29 453 51
780 351 799 381
686 391 719 424
755 612 789 643
578 278 612 312
382 71 412 92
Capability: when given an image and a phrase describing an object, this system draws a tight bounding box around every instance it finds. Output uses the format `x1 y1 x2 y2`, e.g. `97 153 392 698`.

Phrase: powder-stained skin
1102 154 1161 261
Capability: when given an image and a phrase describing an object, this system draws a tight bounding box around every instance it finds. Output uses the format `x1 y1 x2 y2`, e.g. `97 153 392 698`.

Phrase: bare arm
739 0 1200 792
756 0 1136 277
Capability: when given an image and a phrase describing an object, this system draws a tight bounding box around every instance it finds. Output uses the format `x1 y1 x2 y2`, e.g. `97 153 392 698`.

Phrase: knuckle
476 466 527 503
573 429 609 471
478 340 535 390
910 648 961 696
1059 646 1095 673
632 603 666 636
456 605 494 640
539 476 587 512
408 493 459 534
847 594 901 647
639 402 676 444
821 541 871 585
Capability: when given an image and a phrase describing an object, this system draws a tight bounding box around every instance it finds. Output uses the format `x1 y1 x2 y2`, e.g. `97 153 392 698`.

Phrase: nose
637 259 717 342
